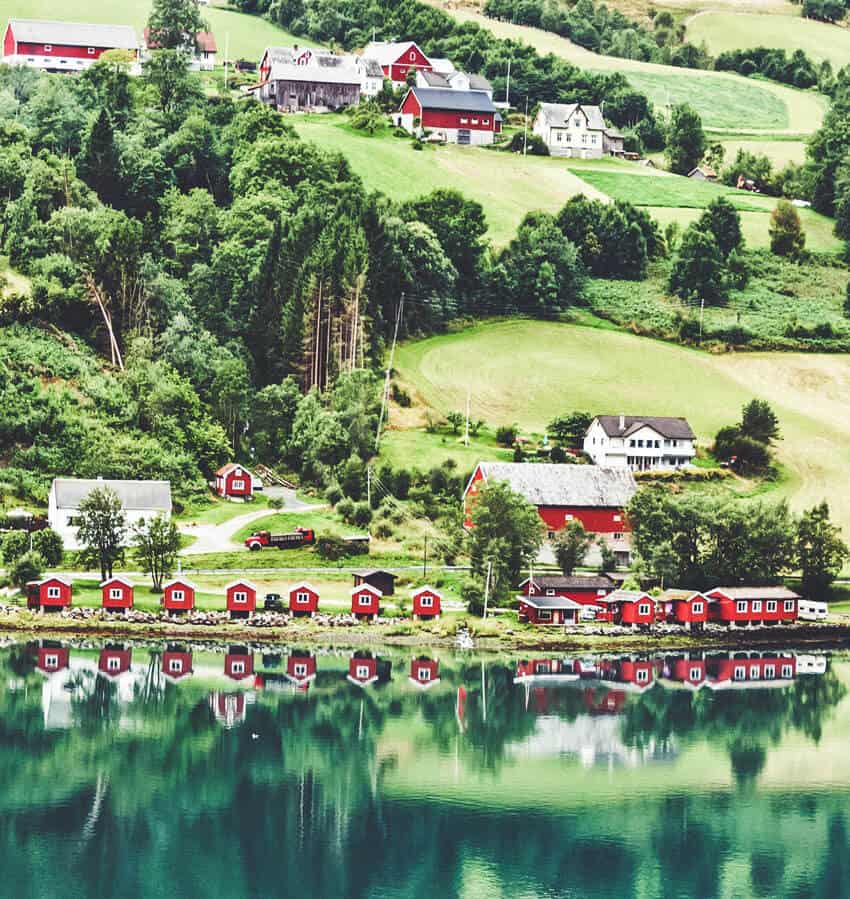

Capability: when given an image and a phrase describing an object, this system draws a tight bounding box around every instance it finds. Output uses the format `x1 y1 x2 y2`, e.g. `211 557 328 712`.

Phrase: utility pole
423 535 428 579
224 32 229 91
522 95 529 156
367 465 372 507
699 296 705 342
483 560 492 619
375 294 404 451
464 388 470 446
505 57 511 107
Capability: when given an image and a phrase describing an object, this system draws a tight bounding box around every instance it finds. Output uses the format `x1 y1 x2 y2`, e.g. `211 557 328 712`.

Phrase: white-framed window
296 591 310 604
358 594 371 606
638 603 650 616
169 659 183 673
784 600 795 612
692 602 703 614
750 665 760 680
471 118 479 125
689 667 701 681
87 47 95 55
293 662 308 677
232 479 245 490
45 654 59 668
781 664 793 678
418 668 432 681
420 595 433 607
752 600 762 613
539 609 552 620
460 117 468 124
233 591 247 603
764 664 776 679
565 513 574 522
736 600 747 614
734 665 746 680
636 668 649 683
535 662 549 673
597 589 607 596
582 134 587 144
44 44 52 52
574 117 581 127
545 589 555 596
231 661 246 675
172 590 184 602
613 514 622 523
107 656 121 671
109 588 123 600
614 532 624 541
356 664 370 678
47 586 61 599
409 51 416 60
591 134 597 144
482 118 489 125
767 601 777 612
556 131 562 142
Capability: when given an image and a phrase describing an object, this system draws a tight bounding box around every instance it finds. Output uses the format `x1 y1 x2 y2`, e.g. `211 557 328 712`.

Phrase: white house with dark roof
532 103 624 158
584 415 696 471
48 477 172 549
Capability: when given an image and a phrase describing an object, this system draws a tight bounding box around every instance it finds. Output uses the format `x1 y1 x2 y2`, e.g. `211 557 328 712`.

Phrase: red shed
98 646 132 680
26 576 72 612
34 642 70 677
658 589 708 630
706 651 796 688
411 585 441 619
226 580 257 618
288 582 320 616
608 590 656 627
215 463 254 500
162 647 193 683
350 583 381 620
162 578 196 614
517 595 583 625
706 586 799 627
224 646 254 682
101 576 134 611
363 40 432 84
285 652 317 689
409 657 440 689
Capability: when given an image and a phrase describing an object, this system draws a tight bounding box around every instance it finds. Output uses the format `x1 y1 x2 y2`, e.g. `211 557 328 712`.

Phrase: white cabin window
44 44 52 52
358 594 371 606
418 668 431 681
784 600 795 612
45 654 59 668
638 603 650 616
482 119 489 125
764 665 776 679
471 118 479 125
692 602 703 614
296 591 310 603
689 667 701 681
460 117 468 124
613 514 622 523
47 586 61 599
110 588 123 599
734 666 746 680
409 51 416 60
767 601 777 612
636 669 649 683
87 47 95 55
231 661 246 675
169 659 183 673
752 601 762 613
356 664 370 678
545 589 555 596
565 514 574 522
597 589 606 596
420 595 433 607
293 663 308 677
172 590 184 601
736 601 747 614
574 118 580 127
107 657 121 671
781 664 793 678
750 665 760 680
233 591 247 603
232 479 245 490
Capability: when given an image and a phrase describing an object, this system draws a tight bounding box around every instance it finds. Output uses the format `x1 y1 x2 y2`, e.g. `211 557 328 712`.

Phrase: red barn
411 585 441 619
225 580 257 618
285 652 317 689
215 463 254 500
350 583 381 620
463 462 636 537
3 19 139 72
101 576 134 611
162 579 196 614
607 590 656 627
409 657 440 689
26 576 72 612
658 589 708 630
98 646 132 680
288 582 320 616
34 642 70 677
162 648 193 683
706 651 797 688
224 647 254 682
397 86 502 146
363 40 432 85
517 595 583 625
705 586 799 627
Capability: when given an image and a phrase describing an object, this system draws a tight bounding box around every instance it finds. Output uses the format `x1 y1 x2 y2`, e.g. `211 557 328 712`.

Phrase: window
418 668 432 681
767 601 777 612
752 600 762 613
358 594 371 606
356 664 370 678
169 659 183 673
409 51 416 60
107 657 121 671
784 600 795 612
233 591 247 603
296 591 310 604
556 131 562 142
420 595 433 607
87 47 95 55
734 665 746 680
764 664 776 679
232 479 245 490
45 654 59 668
750 665 760 680
736 600 747 614
539 609 552 621
482 118 489 125
614 532 623 541
471 118 479 125
629 439 635 447
613 514 622 523
44 44 52 52
47 586 61 599
574 118 581 127
636 668 649 683
597 589 607 596
565 513 574 522
110 588 123 600
781 664 793 678
692 602 703 615
591 134 597 144
294 663 308 677
231 661 246 675
637 440 644 448
638 603 650 616
545 588 555 597
534 662 549 673
581 134 587 144
172 590 184 602
689 667 701 681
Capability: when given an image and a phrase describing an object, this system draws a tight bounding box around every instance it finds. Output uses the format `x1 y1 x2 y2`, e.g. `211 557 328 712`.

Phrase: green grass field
687 10 850 69
393 319 850 535
0 0 309 61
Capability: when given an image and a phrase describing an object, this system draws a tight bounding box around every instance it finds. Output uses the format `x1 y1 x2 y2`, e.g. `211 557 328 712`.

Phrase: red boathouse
215 463 254 500
289 582 320 616
350 584 381 620
705 586 799 627
411 586 442 619
409 657 440 689
162 647 193 682
224 647 254 682
26 576 72 612
657 589 708 630
226 580 257 618
101 576 134 611
607 590 656 627
162 579 196 614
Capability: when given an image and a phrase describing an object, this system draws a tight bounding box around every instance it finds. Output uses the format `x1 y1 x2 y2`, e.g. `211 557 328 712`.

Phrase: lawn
393 319 850 535
379 427 514 473
687 11 850 70
176 493 269 525
0 0 310 61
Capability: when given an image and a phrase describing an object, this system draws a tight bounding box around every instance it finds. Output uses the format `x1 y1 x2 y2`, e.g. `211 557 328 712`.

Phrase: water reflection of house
347 653 391 688
599 656 664 692
706 651 797 689
514 659 583 685
224 646 255 682
409 658 440 690
162 647 193 683
97 646 133 681
284 652 317 690
209 691 257 728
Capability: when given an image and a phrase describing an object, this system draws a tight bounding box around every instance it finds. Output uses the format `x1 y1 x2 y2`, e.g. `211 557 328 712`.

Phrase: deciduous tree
796 502 849 598
134 514 181 592
76 486 127 581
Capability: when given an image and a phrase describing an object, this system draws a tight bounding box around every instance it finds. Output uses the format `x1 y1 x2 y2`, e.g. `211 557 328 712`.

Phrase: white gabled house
532 102 624 159
583 415 696 472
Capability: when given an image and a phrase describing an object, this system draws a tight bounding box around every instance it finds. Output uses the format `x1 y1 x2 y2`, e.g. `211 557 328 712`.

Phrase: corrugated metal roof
268 62 361 85
521 595 583 609
144 28 216 52
595 415 695 440
708 586 800 600
410 86 496 113
520 575 615 590
9 19 138 50
51 478 172 512
538 102 606 130
363 40 423 67
477 462 636 508
607 589 650 603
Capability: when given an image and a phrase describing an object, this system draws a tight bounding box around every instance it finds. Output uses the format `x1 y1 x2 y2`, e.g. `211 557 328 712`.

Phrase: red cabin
101 576 134 611
26 576 72 612
34 642 70 677
226 580 257 618
658 589 708 629
350 584 381 620
162 579 196 614
288 582 320 616
409 657 440 689
214 463 254 500
411 586 441 619
224 646 254 682
285 652 317 689
162 648 193 682
517 595 582 625
607 590 655 627
705 587 799 627
706 652 797 688
98 646 132 679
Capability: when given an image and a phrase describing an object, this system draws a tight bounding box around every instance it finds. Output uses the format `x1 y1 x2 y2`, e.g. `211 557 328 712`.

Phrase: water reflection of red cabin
98 646 132 679
514 658 583 684
210 692 248 728
289 583 319 616
224 647 254 681
225 580 257 617
664 655 707 688
162 648 193 682
657 590 708 629
162 579 196 613
34 642 70 676
706 652 796 688
583 687 627 715
411 586 441 619
601 656 663 691
101 576 134 610
26 576 72 611
348 655 379 687
350 584 381 620
409 657 440 689
285 652 317 689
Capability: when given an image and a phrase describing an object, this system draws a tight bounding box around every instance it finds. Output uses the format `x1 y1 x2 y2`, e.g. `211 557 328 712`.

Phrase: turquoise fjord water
1 642 849 898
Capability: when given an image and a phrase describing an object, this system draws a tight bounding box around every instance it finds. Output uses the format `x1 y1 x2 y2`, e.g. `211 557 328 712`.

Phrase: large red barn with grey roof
3 19 139 72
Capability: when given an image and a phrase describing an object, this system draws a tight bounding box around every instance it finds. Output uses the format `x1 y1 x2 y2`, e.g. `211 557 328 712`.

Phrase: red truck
245 528 316 551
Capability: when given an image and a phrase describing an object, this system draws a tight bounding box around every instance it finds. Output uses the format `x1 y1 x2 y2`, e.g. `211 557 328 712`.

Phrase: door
458 129 471 145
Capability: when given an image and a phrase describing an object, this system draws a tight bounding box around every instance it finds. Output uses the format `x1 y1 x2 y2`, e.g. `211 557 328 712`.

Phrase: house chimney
619 413 625 431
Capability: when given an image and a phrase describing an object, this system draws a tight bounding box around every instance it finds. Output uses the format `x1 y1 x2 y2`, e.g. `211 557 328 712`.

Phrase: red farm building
101 576 134 611
162 579 196 614
3 19 140 73
214 463 254 500
706 651 797 688
285 652 317 689
98 646 132 680
162 647 193 683
658 589 709 630
350 583 382 619
224 646 255 682
463 462 637 538
288 582 320 616
397 86 502 146
226 580 257 618
411 585 442 619
519 574 615 622
607 590 656 628
517 595 583 625
363 40 432 85
705 586 799 627
26 576 72 612
409 657 440 689
33 642 70 677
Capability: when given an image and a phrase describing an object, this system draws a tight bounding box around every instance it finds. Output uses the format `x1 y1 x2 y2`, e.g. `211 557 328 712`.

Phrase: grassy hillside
687 10 850 69
393 320 850 533
0 0 309 60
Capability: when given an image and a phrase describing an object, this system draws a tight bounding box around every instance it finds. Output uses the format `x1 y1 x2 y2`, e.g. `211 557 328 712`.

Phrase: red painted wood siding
4 25 15 57
351 589 380 616
708 654 796 683
16 42 134 59
706 591 798 624
287 654 317 682
517 601 579 625
162 651 193 678
164 583 195 611
523 584 613 605
37 645 70 673
388 44 432 81
614 597 655 626
226 584 256 612
32 578 72 609
102 581 134 609
412 590 441 616
670 657 706 685
349 656 377 682
217 467 252 497
289 587 319 613
411 658 439 684
421 109 497 132
670 597 708 624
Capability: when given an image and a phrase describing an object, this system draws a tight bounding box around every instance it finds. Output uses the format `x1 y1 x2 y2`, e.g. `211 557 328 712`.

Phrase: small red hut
608 590 656 627
224 646 254 681
162 648 193 682
101 576 134 611
26 576 72 612
658 590 708 630
162 578 196 614
34 642 70 676
214 463 254 500
409 657 440 689
98 646 132 679
225 580 257 618
285 652 317 689
411 586 441 619
350 583 381 620
289 582 320 616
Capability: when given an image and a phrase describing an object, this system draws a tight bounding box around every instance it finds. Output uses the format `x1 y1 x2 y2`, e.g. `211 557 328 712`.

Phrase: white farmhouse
48 477 173 549
584 415 696 472
532 103 624 159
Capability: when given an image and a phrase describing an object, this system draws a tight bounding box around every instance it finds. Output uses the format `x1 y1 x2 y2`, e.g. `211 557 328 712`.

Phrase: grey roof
707 586 800 600
607 589 651 603
51 478 172 512
521 574 615 590
521 595 583 610
429 56 455 74
594 415 695 440
410 86 496 113
9 19 138 50
477 462 637 508
538 102 606 130
467 73 492 92
363 40 424 67
359 57 384 77
420 70 451 88
263 45 332 66
268 62 361 85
